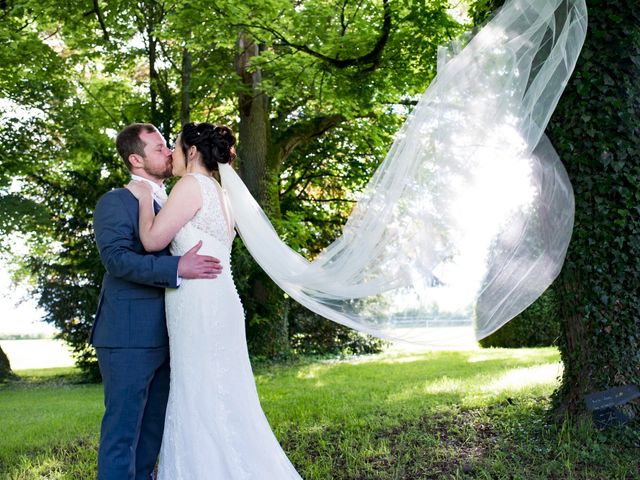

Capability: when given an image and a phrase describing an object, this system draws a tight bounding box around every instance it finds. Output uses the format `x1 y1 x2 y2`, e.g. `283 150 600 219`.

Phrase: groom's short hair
116 123 157 170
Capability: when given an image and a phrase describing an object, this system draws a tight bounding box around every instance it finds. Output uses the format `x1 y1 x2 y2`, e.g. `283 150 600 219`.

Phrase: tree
0 0 463 374
0 345 16 381
221 0 460 354
547 0 640 418
0 0 152 377
469 0 639 420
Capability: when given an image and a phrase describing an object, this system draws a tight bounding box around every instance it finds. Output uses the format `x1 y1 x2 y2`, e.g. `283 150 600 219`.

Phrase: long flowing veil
219 0 587 346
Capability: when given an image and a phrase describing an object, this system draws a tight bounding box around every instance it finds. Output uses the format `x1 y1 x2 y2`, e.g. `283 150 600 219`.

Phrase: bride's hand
126 180 153 200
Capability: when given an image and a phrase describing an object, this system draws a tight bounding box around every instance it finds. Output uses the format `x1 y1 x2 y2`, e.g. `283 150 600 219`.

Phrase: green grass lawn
1 348 638 479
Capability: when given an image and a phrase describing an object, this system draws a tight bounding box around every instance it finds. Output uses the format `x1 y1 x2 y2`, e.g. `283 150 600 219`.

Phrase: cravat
155 188 168 207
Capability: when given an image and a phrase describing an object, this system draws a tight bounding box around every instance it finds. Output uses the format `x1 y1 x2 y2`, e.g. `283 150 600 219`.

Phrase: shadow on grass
280 396 640 480
0 436 98 480
1 367 91 391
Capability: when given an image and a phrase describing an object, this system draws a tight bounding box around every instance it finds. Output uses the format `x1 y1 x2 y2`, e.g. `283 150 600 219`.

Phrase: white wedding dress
158 173 302 479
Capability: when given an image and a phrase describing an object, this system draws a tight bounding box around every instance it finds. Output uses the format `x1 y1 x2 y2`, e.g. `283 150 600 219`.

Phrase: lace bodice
171 172 235 255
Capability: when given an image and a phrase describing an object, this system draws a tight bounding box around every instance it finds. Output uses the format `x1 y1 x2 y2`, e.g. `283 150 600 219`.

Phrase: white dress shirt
130 175 180 285
130 174 168 206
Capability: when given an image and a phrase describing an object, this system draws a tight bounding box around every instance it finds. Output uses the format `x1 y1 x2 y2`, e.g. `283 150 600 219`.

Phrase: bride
126 122 302 479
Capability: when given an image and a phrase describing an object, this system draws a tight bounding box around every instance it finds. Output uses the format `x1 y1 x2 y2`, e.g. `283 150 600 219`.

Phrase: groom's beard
144 161 173 180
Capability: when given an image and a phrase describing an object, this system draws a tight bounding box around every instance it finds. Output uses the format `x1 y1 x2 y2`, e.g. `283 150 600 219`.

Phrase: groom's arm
94 191 180 288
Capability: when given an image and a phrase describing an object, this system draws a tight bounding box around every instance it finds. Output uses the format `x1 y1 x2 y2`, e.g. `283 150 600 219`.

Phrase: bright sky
0 266 57 336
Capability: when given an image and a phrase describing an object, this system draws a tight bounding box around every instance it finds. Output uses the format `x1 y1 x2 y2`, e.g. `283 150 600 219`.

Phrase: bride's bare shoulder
172 174 201 193
175 174 200 186
166 175 202 208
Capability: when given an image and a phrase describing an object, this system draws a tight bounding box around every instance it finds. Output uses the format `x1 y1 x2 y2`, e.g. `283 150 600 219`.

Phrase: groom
91 123 222 480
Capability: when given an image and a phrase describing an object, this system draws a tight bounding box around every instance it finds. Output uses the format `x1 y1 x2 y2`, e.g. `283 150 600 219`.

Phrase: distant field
0 339 75 370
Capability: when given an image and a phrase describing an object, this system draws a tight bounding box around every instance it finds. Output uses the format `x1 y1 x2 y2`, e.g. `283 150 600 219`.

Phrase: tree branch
383 99 418 106
294 173 354 200
341 0 366 37
77 81 119 125
298 197 357 203
301 217 346 225
159 40 181 72
281 160 316 197
42 27 61 42
232 0 391 70
340 0 349 36
92 0 110 42
276 114 346 161
16 16 38 32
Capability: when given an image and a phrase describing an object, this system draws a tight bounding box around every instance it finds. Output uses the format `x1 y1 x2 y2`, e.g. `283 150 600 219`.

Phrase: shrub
287 300 386 356
479 288 560 348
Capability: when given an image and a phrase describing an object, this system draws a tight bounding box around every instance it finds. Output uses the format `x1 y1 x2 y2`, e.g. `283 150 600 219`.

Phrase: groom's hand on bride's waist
177 240 223 279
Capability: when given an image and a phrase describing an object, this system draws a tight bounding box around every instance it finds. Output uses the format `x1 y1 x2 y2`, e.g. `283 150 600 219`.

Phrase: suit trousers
96 347 170 480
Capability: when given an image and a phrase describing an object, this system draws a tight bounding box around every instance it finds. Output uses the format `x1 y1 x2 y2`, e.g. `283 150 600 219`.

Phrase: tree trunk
146 11 173 139
180 46 192 126
148 27 160 128
553 264 594 418
548 0 640 419
0 345 16 381
235 35 277 210
234 32 288 357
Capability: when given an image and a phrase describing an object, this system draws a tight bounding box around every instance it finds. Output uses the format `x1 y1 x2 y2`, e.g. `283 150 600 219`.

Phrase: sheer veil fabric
220 0 587 346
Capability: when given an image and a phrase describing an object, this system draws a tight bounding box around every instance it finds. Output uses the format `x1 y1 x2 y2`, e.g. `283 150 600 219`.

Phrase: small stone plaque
584 385 640 411
591 407 629 428
584 385 639 429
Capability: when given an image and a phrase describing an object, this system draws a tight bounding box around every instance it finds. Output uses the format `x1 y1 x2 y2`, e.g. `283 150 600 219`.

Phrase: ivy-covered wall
548 0 640 417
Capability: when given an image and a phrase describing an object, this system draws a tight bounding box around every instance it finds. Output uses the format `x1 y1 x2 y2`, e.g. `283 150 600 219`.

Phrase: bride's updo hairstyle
180 122 236 171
